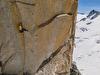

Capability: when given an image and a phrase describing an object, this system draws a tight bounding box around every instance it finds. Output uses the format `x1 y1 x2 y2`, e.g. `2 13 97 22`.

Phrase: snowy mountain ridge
73 10 100 75
78 10 100 22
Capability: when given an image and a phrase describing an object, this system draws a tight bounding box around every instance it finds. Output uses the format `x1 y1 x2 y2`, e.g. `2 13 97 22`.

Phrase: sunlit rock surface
0 0 78 75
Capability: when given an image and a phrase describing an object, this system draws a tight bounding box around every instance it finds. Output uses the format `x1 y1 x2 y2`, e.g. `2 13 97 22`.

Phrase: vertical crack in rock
70 0 78 42
36 42 67 72
9 1 26 74
10 1 35 6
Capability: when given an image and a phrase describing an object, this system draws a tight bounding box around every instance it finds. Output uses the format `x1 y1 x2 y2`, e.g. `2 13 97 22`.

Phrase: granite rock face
0 0 78 75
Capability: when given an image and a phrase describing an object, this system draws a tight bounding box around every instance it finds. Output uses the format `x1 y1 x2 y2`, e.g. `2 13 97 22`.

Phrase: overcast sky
78 0 100 13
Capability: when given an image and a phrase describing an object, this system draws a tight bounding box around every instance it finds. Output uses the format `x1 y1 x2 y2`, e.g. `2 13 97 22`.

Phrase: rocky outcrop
87 10 100 20
70 62 81 75
0 0 78 75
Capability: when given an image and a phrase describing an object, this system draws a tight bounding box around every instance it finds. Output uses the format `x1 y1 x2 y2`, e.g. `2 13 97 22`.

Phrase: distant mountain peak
90 10 98 13
87 10 100 20
78 10 100 22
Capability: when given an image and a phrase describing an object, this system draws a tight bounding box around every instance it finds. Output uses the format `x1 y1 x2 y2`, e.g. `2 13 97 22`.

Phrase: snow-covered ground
73 10 100 75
